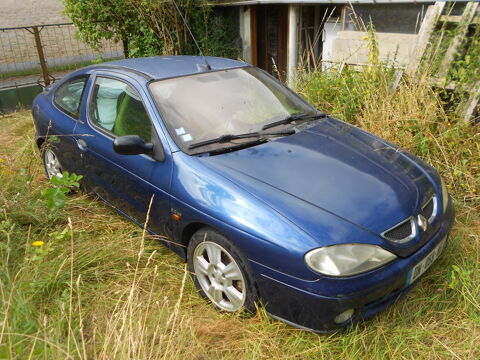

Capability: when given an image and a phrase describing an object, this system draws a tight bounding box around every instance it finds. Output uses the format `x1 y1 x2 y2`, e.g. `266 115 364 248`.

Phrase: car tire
187 227 258 313
42 146 63 180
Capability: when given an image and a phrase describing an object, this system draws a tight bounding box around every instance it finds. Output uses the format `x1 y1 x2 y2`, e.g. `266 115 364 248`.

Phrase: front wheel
187 228 257 313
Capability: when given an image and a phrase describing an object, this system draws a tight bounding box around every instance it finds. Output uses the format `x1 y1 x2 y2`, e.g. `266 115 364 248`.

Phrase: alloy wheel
44 149 63 179
193 241 246 312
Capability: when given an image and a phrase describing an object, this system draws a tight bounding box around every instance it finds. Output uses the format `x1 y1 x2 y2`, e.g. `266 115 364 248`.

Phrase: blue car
32 56 454 332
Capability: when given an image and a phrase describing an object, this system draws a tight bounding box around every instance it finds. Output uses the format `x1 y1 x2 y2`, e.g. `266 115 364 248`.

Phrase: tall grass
296 63 478 213
1 53 479 358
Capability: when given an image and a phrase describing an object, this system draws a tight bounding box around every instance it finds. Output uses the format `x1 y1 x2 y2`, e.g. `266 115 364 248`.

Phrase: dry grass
0 64 479 360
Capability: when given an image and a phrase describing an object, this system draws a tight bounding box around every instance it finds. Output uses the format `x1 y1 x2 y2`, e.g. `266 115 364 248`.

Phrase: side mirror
113 135 154 155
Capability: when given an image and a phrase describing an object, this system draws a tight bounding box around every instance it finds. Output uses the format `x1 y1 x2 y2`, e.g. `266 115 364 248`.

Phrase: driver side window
90 77 152 142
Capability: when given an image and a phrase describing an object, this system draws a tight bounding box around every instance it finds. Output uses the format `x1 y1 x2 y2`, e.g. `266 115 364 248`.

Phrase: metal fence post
31 26 50 86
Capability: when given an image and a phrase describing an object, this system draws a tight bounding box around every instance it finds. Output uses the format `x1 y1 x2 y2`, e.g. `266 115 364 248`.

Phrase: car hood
200 118 433 239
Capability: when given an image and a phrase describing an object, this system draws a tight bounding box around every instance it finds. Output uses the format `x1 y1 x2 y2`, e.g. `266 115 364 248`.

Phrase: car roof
88 56 248 81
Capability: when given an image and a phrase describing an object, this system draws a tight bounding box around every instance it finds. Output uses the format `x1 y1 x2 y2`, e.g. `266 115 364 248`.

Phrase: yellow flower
32 241 44 247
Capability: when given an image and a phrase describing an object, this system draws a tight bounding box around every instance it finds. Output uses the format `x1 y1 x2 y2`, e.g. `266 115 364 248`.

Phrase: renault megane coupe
32 56 454 332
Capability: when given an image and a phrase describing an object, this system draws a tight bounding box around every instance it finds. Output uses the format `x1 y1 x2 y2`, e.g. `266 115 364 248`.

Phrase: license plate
407 236 447 285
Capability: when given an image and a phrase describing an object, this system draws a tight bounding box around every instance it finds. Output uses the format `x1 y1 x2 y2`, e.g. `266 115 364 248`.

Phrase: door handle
77 139 88 150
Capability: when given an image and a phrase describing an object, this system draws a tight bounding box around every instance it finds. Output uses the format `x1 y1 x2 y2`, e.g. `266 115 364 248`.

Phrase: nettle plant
41 171 83 212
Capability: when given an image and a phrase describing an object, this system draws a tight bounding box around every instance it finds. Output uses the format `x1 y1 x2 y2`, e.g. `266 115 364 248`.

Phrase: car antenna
171 0 212 71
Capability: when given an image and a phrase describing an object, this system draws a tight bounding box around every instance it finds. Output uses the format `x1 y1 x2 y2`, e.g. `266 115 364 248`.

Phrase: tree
63 0 240 59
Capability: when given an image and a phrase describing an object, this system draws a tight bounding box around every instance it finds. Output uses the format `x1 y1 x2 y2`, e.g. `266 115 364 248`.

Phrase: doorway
252 5 288 80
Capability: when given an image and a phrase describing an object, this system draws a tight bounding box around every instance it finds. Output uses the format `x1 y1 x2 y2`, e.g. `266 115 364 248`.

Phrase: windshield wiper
188 129 295 150
262 112 326 130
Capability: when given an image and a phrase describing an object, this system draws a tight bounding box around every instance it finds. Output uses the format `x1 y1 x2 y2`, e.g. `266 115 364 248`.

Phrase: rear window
53 77 87 117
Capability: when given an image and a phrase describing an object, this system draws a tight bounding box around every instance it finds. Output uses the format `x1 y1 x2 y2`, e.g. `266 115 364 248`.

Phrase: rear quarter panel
32 85 82 174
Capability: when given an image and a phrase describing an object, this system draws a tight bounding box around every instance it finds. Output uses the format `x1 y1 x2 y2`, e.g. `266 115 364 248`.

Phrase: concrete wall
331 31 417 67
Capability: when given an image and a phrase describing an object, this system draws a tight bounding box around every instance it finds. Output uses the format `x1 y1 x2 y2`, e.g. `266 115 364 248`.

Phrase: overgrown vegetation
63 0 240 59
418 1 480 119
1 21 479 360
297 20 479 206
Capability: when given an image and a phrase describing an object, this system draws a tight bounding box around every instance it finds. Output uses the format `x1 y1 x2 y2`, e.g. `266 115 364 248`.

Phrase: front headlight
440 177 449 212
305 244 397 277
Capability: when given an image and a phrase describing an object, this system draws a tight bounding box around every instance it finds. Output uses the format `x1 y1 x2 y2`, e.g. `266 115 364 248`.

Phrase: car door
73 72 173 234
45 76 88 174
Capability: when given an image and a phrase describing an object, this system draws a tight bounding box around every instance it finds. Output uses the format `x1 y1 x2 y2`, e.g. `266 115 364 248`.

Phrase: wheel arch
181 222 209 248
36 136 46 149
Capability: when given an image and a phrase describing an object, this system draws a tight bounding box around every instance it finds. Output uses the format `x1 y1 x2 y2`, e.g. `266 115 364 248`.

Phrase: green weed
41 172 83 212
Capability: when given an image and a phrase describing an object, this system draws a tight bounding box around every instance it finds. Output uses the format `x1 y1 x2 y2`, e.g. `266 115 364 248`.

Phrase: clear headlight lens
305 244 397 277
440 177 449 212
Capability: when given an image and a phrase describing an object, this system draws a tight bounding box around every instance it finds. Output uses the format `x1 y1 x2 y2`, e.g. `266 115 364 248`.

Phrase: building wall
328 3 432 67
331 31 417 67
347 4 432 34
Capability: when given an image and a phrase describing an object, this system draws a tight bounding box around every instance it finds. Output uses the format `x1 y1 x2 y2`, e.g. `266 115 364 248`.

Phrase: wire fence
0 23 124 89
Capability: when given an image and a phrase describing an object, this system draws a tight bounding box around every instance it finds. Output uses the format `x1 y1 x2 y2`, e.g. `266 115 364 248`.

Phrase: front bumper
251 199 455 332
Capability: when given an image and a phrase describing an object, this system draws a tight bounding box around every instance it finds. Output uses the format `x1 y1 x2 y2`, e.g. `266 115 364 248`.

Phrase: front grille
382 194 438 243
421 199 434 219
383 218 414 242
421 195 437 223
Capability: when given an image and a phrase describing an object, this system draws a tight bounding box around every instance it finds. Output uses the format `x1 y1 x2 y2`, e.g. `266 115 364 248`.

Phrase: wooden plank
440 15 463 23
440 14 480 24
437 2 479 79
431 78 457 90
390 69 404 93
407 2 446 76
340 5 346 31
463 85 480 122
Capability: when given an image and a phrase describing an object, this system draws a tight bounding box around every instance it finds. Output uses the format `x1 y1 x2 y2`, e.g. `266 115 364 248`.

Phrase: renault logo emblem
417 214 428 232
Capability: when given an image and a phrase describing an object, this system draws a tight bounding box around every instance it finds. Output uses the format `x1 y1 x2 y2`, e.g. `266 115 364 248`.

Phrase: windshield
148 67 315 152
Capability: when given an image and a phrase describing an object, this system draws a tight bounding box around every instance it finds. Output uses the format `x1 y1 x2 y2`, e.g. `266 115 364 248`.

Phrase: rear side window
53 77 87 118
